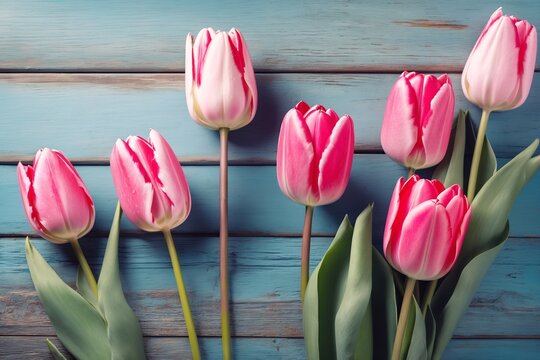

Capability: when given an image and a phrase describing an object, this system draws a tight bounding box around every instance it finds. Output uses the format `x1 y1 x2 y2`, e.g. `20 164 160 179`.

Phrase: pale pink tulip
276 101 355 207
110 130 191 232
381 72 455 170
462 8 537 111
17 149 95 244
185 27 257 130
383 176 471 281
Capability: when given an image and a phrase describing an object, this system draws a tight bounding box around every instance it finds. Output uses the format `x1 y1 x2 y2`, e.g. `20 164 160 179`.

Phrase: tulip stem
421 280 438 316
467 109 491 201
162 229 201 360
407 168 415 178
219 127 232 360
392 277 416 360
69 238 98 297
300 205 314 302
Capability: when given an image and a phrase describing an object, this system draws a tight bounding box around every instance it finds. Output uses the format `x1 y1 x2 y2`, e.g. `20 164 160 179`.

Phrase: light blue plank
1 237 539 337
0 74 538 160
0 0 538 71
1 156 539 238
2 337 539 360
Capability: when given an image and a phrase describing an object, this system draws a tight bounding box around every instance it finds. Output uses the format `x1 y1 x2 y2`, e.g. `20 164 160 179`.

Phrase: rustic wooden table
0 1 539 359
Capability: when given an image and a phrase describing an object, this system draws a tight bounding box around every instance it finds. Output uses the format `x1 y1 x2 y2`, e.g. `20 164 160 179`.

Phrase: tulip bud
462 8 537 112
17 149 95 244
383 176 471 281
381 71 455 170
110 130 191 232
185 27 258 130
276 101 355 207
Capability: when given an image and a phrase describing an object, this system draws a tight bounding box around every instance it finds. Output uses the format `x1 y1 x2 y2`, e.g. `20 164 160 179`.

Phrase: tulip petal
381 75 419 166
185 33 195 119
512 24 537 109
276 108 317 205
422 82 455 167
110 140 155 231
397 201 452 280
383 177 405 257
32 149 94 240
230 28 258 122
197 31 249 128
149 130 191 229
304 107 337 162
317 115 354 205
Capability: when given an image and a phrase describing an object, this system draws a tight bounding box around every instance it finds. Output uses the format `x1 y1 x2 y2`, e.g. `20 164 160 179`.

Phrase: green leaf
431 225 508 360
97 202 146 360
304 216 354 359
46 339 68 360
25 238 111 360
77 266 98 309
425 307 436 360
334 205 373 360
433 110 467 188
371 248 397 360
405 298 427 360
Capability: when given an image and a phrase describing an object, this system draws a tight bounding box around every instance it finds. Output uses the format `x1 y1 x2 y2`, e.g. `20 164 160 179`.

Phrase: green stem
219 127 232 360
163 229 201 360
467 109 491 201
407 167 416 178
300 205 314 302
392 277 416 360
421 280 438 316
69 238 98 297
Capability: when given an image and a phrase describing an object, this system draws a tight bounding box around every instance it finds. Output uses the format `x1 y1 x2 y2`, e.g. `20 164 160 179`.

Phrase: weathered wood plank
0 0 538 71
2 336 539 360
1 157 539 238
1 237 538 337
0 74 538 161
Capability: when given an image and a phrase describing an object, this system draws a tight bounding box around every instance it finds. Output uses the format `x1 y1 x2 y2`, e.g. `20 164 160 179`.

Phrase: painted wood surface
1 237 539 338
1 0 539 358
0 0 539 72
0 73 538 162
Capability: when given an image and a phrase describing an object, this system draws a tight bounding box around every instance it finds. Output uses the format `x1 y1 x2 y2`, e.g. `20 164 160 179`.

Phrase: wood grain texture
0 0 539 72
1 156 539 239
1 337 539 360
0 73 539 161
1 237 539 338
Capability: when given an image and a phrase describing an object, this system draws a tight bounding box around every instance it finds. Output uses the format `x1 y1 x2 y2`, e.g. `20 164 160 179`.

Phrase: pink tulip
381 71 455 170
17 149 95 244
462 8 537 111
110 130 191 232
383 176 471 281
185 27 258 130
276 101 355 207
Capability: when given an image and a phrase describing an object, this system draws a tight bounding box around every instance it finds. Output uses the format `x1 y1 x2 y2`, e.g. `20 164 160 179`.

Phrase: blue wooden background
0 1 539 359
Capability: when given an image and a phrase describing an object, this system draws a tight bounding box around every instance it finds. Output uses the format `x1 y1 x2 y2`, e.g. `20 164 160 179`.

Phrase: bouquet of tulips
15 6 538 360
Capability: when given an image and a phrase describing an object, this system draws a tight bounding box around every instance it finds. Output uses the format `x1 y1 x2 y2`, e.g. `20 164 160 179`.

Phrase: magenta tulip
383 175 471 281
185 27 258 130
17 149 95 244
277 101 355 207
381 71 455 170
462 8 537 112
110 129 191 232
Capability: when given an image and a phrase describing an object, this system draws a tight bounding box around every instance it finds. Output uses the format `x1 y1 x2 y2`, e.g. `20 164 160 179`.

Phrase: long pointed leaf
405 299 427 360
77 266 98 309
334 205 373 360
97 202 146 360
304 216 354 359
372 248 397 360
433 110 467 188
25 238 111 360
47 339 68 360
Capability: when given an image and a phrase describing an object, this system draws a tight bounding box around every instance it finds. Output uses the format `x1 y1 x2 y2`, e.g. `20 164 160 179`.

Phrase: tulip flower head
277 101 355 207
383 176 471 281
462 8 537 112
185 27 258 130
110 130 191 232
381 72 455 170
17 149 95 244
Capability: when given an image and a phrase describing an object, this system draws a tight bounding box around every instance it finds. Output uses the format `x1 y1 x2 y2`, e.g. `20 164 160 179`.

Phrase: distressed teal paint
0 73 538 160
0 0 539 71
